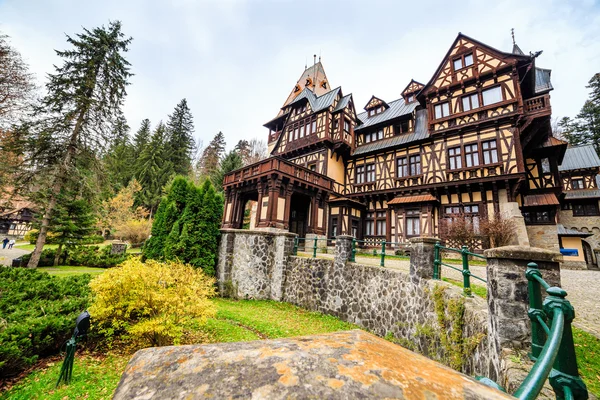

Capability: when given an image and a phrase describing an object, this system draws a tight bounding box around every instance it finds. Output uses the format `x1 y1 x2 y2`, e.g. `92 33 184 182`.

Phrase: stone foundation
526 225 560 252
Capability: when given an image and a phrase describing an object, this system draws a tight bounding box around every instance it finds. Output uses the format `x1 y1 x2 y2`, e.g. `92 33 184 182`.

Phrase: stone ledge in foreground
113 330 512 400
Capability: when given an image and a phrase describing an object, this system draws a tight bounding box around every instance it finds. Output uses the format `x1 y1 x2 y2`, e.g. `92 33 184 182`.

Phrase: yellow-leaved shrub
89 258 216 347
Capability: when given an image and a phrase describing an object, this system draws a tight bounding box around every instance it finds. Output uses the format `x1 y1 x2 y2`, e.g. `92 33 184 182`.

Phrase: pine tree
22 21 132 268
234 140 250 162
135 122 173 213
166 99 195 176
133 118 151 159
561 73 600 156
104 114 134 191
211 150 243 191
198 131 225 177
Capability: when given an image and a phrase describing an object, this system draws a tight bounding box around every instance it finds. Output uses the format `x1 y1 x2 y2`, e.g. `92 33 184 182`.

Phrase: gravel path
0 246 30 266
300 252 600 338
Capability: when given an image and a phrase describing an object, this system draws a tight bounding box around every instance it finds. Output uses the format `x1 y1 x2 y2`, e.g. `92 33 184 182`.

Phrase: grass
15 243 59 251
573 327 600 397
37 265 106 277
0 353 129 400
442 277 488 298
1 297 358 400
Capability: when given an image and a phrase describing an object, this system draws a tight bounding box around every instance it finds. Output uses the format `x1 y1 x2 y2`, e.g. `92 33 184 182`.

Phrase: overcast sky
1 0 599 150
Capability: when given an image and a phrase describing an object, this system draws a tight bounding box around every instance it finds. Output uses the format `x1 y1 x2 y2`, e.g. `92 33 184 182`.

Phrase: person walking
2 237 8 249
7 239 15 249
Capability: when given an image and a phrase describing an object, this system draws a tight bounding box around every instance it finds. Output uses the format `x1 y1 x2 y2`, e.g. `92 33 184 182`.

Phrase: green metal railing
512 262 588 400
433 241 486 296
292 237 335 258
348 239 409 266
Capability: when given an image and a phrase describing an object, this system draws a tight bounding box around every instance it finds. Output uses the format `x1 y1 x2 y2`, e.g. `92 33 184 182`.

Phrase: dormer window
368 106 384 117
407 95 414 103
365 129 383 143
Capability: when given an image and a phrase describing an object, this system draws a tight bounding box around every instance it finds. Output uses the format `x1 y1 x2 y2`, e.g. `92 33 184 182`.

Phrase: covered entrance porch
222 157 333 237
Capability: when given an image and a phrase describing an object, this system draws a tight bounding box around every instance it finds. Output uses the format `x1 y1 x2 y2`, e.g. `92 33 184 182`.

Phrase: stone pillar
484 245 562 376
334 235 353 268
498 201 529 246
409 237 438 280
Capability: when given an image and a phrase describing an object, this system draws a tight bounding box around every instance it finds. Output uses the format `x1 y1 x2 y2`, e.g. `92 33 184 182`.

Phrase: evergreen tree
211 150 243 191
133 118 151 159
142 177 192 259
104 114 134 191
20 21 132 268
135 122 173 213
234 139 250 162
166 99 195 176
560 73 600 156
198 131 225 177
49 195 97 266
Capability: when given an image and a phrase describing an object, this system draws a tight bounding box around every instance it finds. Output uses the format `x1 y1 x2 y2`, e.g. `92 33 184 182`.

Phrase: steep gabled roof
279 61 331 115
422 32 531 94
363 95 389 111
559 145 600 171
287 86 342 114
401 79 425 96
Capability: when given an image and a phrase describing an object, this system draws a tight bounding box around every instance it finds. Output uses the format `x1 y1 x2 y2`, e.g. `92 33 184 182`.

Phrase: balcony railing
223 157 334 191
524 94 551 116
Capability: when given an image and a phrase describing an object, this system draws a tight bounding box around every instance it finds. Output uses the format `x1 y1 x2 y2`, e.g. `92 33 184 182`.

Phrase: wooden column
266 176 281 227
256 181 264 226
283 183 294 230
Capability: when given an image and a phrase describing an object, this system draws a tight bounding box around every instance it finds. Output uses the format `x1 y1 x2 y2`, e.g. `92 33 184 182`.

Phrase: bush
480 212 517 248
80 234 105 245
0 268 91 378
89 258 216 347
114 218 151 245
24 229 60 245
67 245 128 268
19 248 66 267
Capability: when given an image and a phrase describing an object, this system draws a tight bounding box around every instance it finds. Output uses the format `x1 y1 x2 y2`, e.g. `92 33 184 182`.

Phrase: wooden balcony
524 94 551 117
223 157 334 191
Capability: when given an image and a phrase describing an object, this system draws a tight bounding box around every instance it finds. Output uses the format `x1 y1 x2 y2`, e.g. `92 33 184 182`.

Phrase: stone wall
217 229 295 300
282 255 494 379
526 224 560 252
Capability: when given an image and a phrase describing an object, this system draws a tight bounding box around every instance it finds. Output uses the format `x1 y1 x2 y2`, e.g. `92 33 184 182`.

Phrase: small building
557 145 600 269
0 196 36 238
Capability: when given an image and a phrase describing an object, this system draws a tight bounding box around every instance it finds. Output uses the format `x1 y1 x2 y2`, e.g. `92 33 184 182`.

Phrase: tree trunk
53 243 63 266
27 110 87 268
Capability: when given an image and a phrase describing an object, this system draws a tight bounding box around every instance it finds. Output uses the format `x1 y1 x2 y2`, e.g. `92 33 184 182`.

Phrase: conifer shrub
0 268 91 378
89 258 216 347
19 246 128 268
143 177 223 275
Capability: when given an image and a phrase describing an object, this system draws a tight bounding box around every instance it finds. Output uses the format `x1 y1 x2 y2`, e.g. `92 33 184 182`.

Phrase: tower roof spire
511 28 525 55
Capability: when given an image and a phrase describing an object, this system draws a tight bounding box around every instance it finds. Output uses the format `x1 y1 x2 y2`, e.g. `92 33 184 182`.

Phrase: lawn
1 297 357 400
15 243 59 251
38 265 106 277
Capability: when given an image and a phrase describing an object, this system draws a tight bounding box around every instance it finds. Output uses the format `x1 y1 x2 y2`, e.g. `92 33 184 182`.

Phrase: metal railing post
380 240 386 267
313 237 317 258
461 245 471 296
293 237 298 256
350 238 356 262
526 263 546 360
545 287 588 400
433 241 441 280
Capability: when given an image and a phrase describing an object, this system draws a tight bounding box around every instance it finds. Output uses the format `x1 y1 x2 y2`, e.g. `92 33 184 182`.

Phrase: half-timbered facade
222 33 581 257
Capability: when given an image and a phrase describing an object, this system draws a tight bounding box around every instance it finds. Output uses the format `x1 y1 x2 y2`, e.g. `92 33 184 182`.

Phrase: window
464 143 480 167
453 58 463 70
376 211 387 236
434 102 450 119
308 162 316 171
406 209 420 237
444 204 480 233
365 212 374 236
294 126 299 140
409 154 421 175
464 204 480 233
333 119 339 131
397 157 408 178
356 165 365 184
541 158 551 174
482 140 498 164
300 124 305 138
448 147 462 170
407 95 414 102
366 164 376 182
400 120 409 133
364 129 383 143
482 86 503 106
311 120 317 134
331 218 338 238
351 220 358 238
572 179 585 190
523 208 555 225
461 93 479 112
464 53 473 67
573 201 599 216
344 119 350 132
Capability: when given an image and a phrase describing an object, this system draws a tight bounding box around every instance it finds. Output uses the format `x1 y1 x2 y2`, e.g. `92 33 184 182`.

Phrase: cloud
1 0 598 149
